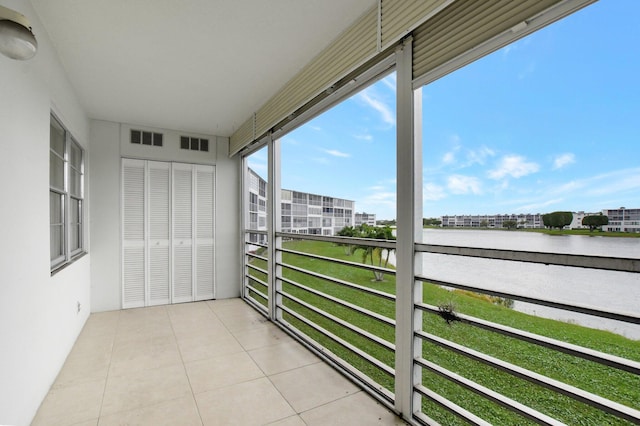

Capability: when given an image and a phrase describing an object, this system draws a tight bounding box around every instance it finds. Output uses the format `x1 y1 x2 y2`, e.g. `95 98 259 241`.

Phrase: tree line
542 211 608 231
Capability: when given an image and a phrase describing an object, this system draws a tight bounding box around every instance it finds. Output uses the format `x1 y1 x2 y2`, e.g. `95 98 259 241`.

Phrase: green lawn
247 239 639 425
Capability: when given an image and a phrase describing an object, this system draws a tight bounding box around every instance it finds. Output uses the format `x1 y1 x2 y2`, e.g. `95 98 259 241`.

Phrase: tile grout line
209 300 305 425
96 309 121 423
167 303 206 426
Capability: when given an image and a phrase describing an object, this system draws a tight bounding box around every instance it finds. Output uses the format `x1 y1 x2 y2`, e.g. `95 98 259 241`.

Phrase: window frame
50 113 86 273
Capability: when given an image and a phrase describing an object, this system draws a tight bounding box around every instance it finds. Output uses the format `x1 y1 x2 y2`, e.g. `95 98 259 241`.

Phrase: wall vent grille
180 136 209 152
131 129 163 147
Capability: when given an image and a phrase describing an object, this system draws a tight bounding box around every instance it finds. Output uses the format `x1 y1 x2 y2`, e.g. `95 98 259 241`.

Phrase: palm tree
348 224 395 282
336 226 357 255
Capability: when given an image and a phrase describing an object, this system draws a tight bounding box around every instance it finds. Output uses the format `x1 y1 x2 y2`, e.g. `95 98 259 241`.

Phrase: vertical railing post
395 36 423 421
267 134 282 321
240 156 249 300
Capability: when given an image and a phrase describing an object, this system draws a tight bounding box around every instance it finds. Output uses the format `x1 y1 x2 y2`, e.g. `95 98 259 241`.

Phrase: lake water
416 229 640 340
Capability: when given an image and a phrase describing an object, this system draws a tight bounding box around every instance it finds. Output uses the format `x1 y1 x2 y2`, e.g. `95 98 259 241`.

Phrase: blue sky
249 0 640 220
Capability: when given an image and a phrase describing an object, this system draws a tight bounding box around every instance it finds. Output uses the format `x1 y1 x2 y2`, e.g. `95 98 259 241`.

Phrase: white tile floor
32 298 407 425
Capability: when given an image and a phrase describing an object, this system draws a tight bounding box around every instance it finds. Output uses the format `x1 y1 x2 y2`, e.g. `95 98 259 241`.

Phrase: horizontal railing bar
246 263 268 276
415 243 640 273
414 383 491 426
245 242 268 251
280 289 395 353
416 330 640 423
279 303 396 377
416 275 640 324
415 357 563 425
416 302 640 375
280 274 396 327
275 315 396 404
246 251 268 262
245 283 267 300
242 295 268 315
276 231 397 250
245 274 268 289
245 229 268 236
280 247 396 275
412 410 443 426
280 262 396 301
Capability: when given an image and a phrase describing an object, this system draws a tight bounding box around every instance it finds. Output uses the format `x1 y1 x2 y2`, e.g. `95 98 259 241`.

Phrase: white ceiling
30 0 377 137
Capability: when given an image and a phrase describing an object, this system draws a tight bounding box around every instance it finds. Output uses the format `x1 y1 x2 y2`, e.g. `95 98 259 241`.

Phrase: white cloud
366 191 396 202
247 161 267 176
441 134 461 165
447 175 482 195
367 185 386 191
424 183 446 201
353 133 373 142
584 168 640 197
324 149 350 158
359 89 395 126
281 136 299 145
465 146 495 166
449 134 462 145
514 198 564 213
442 151 456 165
553 153 576 170
488 155 539 180
381 74 396 92
359 196 396 220
545 168 640 199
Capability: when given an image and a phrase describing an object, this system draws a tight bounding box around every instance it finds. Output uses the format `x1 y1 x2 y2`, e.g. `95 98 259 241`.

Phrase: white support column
240 156 250 300
267 135 282 321
394 36 423 420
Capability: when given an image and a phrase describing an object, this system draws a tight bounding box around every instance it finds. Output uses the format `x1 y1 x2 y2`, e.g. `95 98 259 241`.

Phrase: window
292 191 307 204
308 194 322 206
292 204 307 216
249 193 258 212
50 114 85 271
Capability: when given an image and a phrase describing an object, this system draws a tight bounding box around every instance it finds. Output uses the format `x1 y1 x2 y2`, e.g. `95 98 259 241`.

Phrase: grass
247 239 640 425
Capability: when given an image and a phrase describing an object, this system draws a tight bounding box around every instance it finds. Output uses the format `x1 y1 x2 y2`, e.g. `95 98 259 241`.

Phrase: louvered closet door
122 159 215 307
172 163 194 303
194 165 215 300
122 159 146 308
148 161 171 305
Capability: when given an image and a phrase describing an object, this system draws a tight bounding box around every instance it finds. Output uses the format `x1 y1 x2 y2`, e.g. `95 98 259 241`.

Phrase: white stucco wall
214 137 241 299
0 1 91 424
89 121 241 311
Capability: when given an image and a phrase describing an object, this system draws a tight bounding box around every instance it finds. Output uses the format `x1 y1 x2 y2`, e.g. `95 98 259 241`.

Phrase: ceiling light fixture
0 5 37 60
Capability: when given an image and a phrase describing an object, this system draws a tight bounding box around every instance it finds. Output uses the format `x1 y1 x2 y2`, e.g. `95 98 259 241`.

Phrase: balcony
32 299 406 425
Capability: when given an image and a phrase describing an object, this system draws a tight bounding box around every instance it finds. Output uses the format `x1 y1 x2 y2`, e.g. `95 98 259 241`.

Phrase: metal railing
413 243 640 425
242 231 640 425
243 231 269 314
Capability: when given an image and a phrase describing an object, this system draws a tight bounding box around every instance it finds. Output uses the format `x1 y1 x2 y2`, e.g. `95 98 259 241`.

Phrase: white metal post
240 156 250 300
394 36 423 420
267 135 282 321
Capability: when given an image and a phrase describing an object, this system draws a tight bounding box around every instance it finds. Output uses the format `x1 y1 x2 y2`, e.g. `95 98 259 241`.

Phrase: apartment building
247 168 355 238
441 213 544 228
355 212 377 226
602 207 640 233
